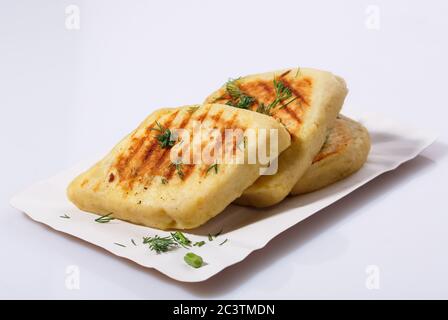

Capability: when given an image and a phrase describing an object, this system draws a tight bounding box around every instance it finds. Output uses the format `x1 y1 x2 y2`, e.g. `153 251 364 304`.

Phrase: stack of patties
68 67 370 230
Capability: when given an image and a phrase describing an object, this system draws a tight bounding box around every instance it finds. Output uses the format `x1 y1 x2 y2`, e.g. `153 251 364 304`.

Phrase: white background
1 0 447 299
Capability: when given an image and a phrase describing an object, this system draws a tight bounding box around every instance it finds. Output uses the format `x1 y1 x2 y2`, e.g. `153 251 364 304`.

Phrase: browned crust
311 119 351 163
211 70 313 135
109 106 244 191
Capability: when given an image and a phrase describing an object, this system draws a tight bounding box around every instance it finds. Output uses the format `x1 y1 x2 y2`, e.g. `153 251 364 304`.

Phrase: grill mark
154 110 195 181
277 100 302 125
115 135 147 180
197 109 226 175
174 110 224 181
196 104 212 122
200 112 238 176
251 81 275 112
135 110 189 183
162 107 214 181
221 113 240 162
132 110 179 175
210 109 224 123
281 77 311 106
114 110 179 190
312 150 340 163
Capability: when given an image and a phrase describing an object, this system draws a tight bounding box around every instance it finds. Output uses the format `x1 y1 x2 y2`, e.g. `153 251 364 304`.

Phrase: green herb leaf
225 78 243 99
225 78 255 110
95 213 115 223
219 239 228 246
131 239 137 246
114 242 126 248
214 229 223 237
60 213 70 219
184 252 204 268
143 235 177 254
256 102 272 115
255 76 298 115
193 241 205 247
208 233 213 241
206 163 219 175
171 231 192 248
171 161 184 179
151 120 175 149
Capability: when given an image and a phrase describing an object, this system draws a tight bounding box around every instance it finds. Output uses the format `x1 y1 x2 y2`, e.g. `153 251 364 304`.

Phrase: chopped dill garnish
171 231 192 248
219 239 228 246
206 163 219 175
224 78 255 109
214 228 223 237
94 213 115 223
114 242 126 248
143 235 177 254
60 213 70 219
151 120 175 149
193 241 206 247
208 233 213 241
171 161 184 179
255 76 298 115
131 239 137 246
256 102 272 115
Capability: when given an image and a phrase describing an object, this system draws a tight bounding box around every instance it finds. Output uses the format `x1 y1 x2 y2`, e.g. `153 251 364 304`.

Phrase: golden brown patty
67 104 291 230
291 115 371 195
205 68 348 207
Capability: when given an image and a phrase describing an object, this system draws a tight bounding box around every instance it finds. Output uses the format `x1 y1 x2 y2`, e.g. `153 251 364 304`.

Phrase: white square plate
10 112 436 282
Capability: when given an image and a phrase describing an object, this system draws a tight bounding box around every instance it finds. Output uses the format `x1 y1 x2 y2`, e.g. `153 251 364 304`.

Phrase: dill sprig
256 102 272 115
225 78 255 110
206 163 219 175
151 120 175 149
60 213 70 219
114 242 126 248
214 229 223 237
219 239 228 246
95 213 115 223
171 231 192 248
256 77 298 115
193 241 205 247
143 235 178 254
171 161 184 179
131 239 137 246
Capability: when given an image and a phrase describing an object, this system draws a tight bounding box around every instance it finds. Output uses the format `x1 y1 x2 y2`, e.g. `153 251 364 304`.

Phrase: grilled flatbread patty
205 68 348 207
67 104 291 230
291 115 371 195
